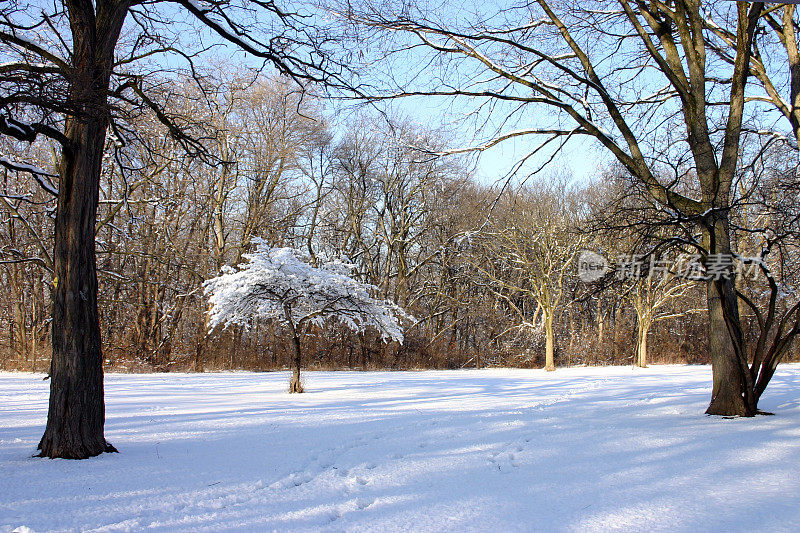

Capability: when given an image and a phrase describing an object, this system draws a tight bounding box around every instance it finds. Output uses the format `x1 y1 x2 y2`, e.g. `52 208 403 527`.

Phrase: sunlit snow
1 365 799 532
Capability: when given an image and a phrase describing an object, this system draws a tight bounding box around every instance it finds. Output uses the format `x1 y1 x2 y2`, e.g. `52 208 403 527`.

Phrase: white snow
205 241 410 342
0 157 59 196
1 365 800 532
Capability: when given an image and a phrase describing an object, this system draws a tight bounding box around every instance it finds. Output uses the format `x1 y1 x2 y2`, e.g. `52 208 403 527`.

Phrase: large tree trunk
704 220 753 417
38 109 115 458
38 4 128 458
705 279 752 416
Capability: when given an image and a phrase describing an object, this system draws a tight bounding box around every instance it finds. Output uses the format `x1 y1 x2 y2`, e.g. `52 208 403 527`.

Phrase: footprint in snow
327 508 342 522
271 470 315 489
344 473 370 488
488 449 520 471
355 497 375 510
291 475 310 487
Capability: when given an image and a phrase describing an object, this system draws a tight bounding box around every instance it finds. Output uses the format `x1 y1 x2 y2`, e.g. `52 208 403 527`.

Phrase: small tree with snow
204 240 411 392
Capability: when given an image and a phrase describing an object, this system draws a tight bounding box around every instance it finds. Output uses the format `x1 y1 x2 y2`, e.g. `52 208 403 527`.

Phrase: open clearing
2 365 800 532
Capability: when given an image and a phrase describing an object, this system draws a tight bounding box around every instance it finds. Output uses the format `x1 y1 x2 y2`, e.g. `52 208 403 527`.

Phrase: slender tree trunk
544 311 555 371
360 332 368 369
212 167 228 271
347 341 353 369
288 331 303 393
636 321 649 368
38 5 128 458
31 294 38 372
597 299 604 344
613 305 623 364
284 306 304 393
12 279 26 362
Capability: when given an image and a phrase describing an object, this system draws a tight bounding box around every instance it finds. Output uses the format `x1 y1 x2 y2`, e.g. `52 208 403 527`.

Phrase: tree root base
288 379 304 394
35 439 118 460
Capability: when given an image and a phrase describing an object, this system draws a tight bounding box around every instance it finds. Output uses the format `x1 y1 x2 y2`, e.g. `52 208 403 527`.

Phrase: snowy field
1 365 800 532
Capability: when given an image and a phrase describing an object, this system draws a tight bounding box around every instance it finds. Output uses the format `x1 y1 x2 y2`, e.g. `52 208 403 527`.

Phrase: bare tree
331 0 790 415
476 180 586 371
0 0 347 458
626 267 697 368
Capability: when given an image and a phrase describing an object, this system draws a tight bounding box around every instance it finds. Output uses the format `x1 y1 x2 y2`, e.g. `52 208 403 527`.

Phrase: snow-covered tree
204 240 412 392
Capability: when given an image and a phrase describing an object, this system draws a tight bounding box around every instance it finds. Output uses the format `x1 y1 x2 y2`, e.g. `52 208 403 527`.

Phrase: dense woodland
1 73 793 373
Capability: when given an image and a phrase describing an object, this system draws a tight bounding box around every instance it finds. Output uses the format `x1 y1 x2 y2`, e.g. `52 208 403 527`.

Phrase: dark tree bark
37 0 129 458
288 336 303 393
285 305 304 393
1 0 344 458
701 213 750 417
706 281 750 416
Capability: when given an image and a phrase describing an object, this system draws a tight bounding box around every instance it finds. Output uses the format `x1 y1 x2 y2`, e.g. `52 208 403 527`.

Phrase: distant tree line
3 71 794 375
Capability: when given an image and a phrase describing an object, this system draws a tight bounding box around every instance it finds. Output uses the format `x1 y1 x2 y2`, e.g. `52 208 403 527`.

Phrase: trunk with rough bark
38 3 127 458
703 220 754 417
705 278 752 416
701 5 761 417
38 95 115 458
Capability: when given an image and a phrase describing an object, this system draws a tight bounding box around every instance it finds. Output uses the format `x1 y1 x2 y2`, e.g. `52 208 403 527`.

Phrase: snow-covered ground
1 365 800 532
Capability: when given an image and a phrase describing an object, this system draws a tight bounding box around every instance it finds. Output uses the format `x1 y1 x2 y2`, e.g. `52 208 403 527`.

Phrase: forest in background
2 70 793 374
